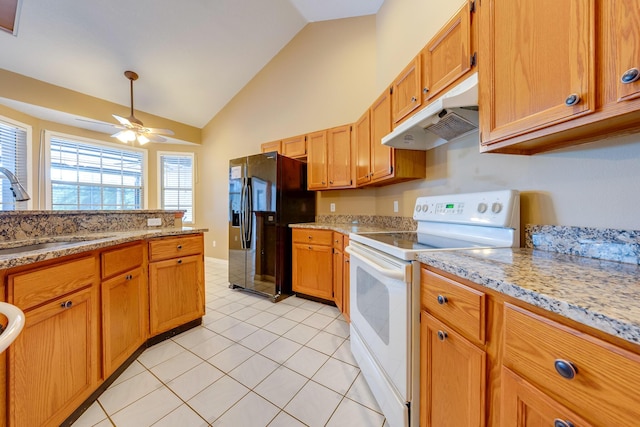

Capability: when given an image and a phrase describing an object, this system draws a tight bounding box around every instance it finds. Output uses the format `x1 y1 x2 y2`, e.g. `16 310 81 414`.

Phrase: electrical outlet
393 200 399 213
330 203 336 212
147 218 162 226
212 240 216 247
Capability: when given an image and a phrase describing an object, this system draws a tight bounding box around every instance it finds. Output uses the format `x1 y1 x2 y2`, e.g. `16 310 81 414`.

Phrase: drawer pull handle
308 235 312 239
411 96 417 102
423 87 429 94
177 259 183 264
554 359 577 380
554 419 575 427
60 301 73 309
621 68 640 84
437 330 448 341
437 295 448 305
125 274 133 280
177 245 183 250
564 93 580 106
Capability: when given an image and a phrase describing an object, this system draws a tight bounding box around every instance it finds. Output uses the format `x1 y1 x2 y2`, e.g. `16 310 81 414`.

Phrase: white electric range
346 190 520 427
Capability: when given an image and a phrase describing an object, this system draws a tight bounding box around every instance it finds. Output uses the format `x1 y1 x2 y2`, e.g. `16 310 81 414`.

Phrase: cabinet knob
308 235 312 239
177 245 183 250
60 301 73 309
411 96 417 102
308 246 312 250
621 68 640 84
437 330 448 341
423 87 429 94
329 181 334 185
564 93 581 106
554 359 577 380
437 295 448 305
554 419 575 427
125 274 133 280
177 259 183 264
322 181 326 185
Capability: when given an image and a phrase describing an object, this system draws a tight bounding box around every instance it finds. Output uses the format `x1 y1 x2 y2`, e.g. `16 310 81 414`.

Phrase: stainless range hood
382 73 478 150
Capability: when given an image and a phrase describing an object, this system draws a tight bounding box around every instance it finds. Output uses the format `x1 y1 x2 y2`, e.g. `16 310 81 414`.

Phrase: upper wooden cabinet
392 56 422 125
479 0 640 154
261 140 281 154
282 134 307 159
356 88 426 186
422 1 473 104
307 126 354 190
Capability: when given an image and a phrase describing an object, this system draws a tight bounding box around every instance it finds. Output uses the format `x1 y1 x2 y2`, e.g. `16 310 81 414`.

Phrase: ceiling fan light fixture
136 134 150 145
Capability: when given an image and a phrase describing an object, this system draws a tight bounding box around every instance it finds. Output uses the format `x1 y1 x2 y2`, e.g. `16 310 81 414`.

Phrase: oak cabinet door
480 0 595 146
307 131 328 190
392 56 421 124
420 312 486 427
292 242 333 300
327 125 353 189
149 254 204 335
370 88 395 183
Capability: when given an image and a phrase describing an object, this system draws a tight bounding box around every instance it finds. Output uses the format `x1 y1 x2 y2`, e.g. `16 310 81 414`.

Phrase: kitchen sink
0 236 112 256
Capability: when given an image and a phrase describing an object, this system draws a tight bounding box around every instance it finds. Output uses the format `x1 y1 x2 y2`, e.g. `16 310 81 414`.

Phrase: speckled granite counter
416 248 640 346
289 222 389 235
0 227 208 270
290 214 416 235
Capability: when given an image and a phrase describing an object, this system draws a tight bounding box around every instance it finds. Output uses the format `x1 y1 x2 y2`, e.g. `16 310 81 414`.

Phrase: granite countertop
416 248 640 347
0 227 208 270
289 222 391 235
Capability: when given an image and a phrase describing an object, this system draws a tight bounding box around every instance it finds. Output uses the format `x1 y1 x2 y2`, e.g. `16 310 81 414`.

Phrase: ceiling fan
110 70 174 145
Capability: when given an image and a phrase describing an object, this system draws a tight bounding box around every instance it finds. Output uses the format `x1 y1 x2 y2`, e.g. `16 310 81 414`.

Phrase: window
159 152 194 223
46 132 146 210
0 117 30 211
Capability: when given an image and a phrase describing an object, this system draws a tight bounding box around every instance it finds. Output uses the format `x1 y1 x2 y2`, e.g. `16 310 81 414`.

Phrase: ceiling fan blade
143 133 167 143
112 114 132 127
144 127 175 136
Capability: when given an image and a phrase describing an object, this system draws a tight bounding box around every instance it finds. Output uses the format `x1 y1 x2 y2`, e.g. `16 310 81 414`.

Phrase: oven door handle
345 245 407 281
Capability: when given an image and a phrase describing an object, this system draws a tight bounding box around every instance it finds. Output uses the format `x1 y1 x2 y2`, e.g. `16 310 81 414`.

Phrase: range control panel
413 190 519 228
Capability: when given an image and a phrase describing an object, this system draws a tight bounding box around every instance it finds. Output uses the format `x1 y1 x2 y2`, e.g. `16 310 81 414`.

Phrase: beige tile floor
72 258 387 427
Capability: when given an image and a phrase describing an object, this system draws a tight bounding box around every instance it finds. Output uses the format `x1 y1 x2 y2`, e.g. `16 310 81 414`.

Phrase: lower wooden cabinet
101 266 147 376
500 367 593 427
9 285 99 427
149 254 204 335
420 311 486 427
292 241 333 300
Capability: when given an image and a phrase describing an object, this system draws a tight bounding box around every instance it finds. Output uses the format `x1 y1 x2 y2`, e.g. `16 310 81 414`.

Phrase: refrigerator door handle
245 182 253 245
239 177 248 249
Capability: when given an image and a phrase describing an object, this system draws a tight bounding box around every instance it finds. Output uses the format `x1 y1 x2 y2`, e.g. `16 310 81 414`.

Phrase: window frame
0 115 32 210
43 130 148 210
157 151 195 224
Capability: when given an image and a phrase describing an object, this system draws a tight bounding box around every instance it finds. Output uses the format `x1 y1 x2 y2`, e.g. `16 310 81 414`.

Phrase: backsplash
525 225 640 265
0 210 183 241
315 214 416 231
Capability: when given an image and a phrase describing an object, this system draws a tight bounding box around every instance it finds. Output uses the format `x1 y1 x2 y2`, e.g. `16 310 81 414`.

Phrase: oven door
347 241 412 427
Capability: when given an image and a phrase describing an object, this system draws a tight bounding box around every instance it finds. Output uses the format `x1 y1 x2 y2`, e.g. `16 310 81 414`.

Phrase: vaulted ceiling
0 0 383 130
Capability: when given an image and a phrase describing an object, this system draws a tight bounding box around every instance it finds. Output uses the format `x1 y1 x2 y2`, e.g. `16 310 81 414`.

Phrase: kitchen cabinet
292 229 334 300
281 134 307 159
307 126 354 190
342 235 350 322
101 243 147 377
332 233 344 314
7 256 99 427
420 264 640 427
420 268 486 427
358 88 426 186
307 130 328 190
421 1 473 103
148 235 205 335
501 367 593 427
479 0 640 154
392 56 421 125
502 303 640 427
261 140 281 154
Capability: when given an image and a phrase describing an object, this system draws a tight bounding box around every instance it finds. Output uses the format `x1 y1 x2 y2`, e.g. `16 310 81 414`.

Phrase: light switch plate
393 201 399 213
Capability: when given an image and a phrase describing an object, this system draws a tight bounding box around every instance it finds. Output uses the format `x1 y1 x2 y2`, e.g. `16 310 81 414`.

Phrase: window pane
0 118 29 210
49 136 144 210
160 154 194 222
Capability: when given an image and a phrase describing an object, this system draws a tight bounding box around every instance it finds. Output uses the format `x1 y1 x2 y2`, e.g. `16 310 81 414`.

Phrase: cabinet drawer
503 304 640 427
149 235 202 261
421 269 485 344
101 242 144 279
292 229 333 246
9 256 97 311
332 232 344 250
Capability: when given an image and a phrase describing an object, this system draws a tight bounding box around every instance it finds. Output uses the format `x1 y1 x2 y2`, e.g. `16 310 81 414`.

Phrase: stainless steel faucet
0 167 30 202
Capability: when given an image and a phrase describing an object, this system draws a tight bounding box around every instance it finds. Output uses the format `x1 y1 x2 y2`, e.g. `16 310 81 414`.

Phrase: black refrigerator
228 152 315 301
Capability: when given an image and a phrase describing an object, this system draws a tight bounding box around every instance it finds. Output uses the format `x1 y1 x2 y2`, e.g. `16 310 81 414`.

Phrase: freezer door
228 158 247 288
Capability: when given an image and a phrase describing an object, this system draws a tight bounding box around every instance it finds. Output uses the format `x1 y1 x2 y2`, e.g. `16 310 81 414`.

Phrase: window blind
49 136 144 210
160 153 193 222
0 119 29 210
